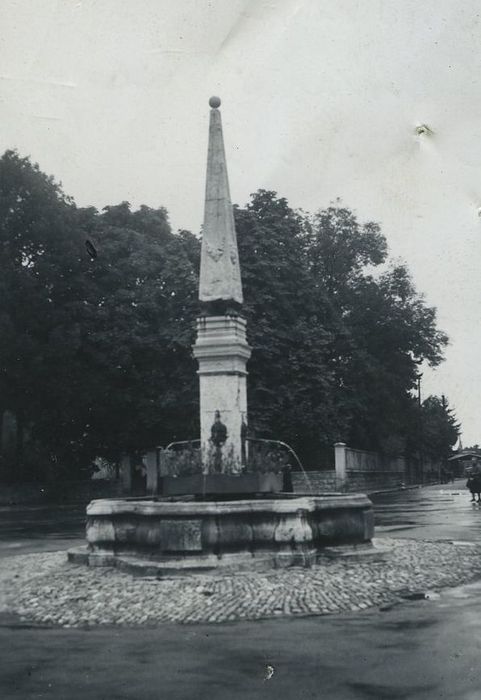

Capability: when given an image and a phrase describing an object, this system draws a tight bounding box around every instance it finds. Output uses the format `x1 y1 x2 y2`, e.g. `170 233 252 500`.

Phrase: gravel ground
2 538 481 626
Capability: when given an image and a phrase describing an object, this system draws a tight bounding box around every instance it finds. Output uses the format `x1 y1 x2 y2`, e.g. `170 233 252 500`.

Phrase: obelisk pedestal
193 315 251 472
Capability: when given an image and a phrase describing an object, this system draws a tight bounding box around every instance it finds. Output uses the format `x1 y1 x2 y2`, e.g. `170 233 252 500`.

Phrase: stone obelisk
193 97 251 473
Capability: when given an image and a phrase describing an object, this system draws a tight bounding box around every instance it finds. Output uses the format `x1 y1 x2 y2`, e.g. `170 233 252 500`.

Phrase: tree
236 193 450 464
307 207 448 455
421 395 460 464
235 191 338 466
0 152 200 480
68 203 200 460
0 150 86 478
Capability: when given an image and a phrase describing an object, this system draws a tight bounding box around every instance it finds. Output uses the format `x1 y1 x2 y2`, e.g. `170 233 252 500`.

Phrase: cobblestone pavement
2 538 481 626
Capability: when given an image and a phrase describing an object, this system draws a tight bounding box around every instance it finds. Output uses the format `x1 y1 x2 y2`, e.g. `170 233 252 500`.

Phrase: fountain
70 97 374 575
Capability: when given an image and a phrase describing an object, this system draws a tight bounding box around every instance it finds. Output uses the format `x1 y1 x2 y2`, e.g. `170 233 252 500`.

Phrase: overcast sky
2 0 480 444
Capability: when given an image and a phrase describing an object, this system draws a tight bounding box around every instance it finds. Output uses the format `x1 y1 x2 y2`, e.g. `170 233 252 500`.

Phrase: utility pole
416 373 424 484
440 394 448 483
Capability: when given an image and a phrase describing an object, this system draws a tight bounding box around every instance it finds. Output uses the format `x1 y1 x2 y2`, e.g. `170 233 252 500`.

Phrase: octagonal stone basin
73 494 374 574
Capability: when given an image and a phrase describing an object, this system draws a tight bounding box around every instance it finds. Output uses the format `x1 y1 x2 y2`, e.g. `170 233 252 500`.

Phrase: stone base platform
68 540 388 577
67 546 297 576
78 494 374 572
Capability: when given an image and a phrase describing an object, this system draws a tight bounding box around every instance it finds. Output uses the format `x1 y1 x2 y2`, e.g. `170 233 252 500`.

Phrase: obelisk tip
209 96 221 109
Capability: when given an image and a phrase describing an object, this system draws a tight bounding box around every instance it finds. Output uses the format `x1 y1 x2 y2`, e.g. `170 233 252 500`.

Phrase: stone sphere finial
209 96 221 109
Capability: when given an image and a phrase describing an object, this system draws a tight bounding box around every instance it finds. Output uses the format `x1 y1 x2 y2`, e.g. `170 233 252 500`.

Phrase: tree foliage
236 192 453 464
0 151 199 480
420 395 460 463
235 191 337 466
0 153 458 478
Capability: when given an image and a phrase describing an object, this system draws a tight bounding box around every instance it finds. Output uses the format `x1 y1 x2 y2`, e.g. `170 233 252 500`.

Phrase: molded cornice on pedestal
193 315 251 376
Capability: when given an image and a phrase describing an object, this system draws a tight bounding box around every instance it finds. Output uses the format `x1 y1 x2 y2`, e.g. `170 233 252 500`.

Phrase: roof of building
448 451 481 461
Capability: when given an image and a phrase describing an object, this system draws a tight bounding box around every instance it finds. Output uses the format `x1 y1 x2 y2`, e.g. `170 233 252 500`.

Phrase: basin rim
87 494 372 516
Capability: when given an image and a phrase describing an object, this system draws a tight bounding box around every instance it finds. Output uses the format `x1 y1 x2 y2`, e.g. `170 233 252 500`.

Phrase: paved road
2 481 481 700
2 582 481 700
372 479 481 543
0 504 85 558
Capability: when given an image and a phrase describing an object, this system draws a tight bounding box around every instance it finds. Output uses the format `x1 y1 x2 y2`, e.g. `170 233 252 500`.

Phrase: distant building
448 448 481 476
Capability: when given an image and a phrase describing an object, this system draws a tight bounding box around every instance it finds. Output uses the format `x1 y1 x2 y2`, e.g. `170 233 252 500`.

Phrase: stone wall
291 468 404 494
344 470 404 492
0 479 122 506
291 470 339 493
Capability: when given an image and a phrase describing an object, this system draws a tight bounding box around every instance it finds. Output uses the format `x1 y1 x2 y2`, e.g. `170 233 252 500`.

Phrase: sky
1 0 480 444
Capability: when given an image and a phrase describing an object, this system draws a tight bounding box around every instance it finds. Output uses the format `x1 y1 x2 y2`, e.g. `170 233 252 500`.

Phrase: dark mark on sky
85 240 97 259
415 124 434 136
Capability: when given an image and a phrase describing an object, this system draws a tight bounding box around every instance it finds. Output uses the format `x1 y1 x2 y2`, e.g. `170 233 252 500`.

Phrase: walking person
467 459 481 503
466 474 477 502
